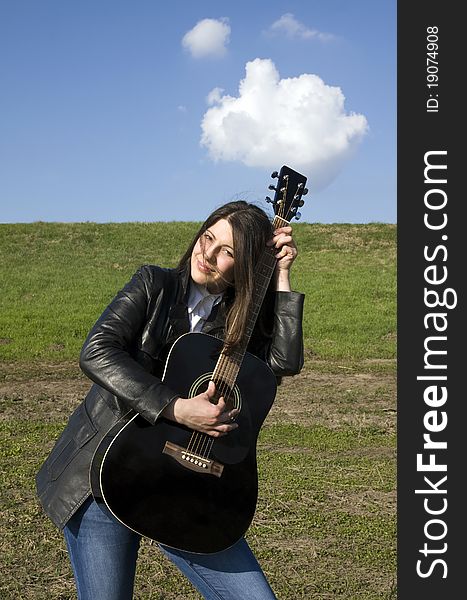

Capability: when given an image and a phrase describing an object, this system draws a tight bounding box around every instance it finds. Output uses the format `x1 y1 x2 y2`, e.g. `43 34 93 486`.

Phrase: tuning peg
294 212 302 221
268 184 277 191
265 196 275 204
302 188 308 195
297 199 305 207
271 171 279 179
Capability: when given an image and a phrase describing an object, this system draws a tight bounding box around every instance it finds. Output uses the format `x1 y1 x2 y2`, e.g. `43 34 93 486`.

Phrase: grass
0 222 396 599
0 222 396 361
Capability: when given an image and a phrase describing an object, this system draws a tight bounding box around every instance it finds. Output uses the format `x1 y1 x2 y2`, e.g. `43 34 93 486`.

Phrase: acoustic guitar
90 165 308 553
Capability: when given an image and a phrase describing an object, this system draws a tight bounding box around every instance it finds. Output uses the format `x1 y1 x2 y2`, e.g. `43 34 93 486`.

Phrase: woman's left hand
270 225 298 270
268 225 298 291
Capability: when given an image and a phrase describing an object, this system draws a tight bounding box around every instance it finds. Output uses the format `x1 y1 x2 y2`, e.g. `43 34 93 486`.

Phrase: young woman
36 201 305 600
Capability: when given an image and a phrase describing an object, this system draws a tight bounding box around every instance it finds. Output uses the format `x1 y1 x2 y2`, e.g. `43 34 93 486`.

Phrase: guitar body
92 333 277 553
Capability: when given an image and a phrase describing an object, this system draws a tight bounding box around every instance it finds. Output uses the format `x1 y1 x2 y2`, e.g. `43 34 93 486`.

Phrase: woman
36 201 305 600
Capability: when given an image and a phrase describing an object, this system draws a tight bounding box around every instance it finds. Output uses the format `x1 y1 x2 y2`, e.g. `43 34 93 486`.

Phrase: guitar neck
211 214 289 390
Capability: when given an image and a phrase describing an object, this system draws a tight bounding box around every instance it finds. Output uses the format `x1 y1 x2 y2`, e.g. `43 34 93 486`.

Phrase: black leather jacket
36 265 305 529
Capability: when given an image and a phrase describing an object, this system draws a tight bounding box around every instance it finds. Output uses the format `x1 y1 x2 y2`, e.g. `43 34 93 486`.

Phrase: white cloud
206 87 224 106
182 18 230 59
269 13 334 42
200 59 368 190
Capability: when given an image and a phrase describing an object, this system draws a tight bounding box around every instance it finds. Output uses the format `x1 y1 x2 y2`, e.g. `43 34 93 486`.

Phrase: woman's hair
178 201 275 352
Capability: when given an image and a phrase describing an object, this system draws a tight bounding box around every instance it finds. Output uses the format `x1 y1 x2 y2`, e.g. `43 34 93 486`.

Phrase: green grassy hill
0 222 396 363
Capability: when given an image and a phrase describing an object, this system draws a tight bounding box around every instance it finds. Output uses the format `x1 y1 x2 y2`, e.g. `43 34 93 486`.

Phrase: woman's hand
161 381 239 437
268 225 298 291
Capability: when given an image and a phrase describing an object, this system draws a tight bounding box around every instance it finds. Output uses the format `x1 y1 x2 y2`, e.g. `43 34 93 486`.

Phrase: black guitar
90 166 308 553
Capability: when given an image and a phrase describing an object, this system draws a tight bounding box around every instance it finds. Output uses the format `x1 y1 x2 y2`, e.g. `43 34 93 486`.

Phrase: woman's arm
79 266 180 424
266 225 305 375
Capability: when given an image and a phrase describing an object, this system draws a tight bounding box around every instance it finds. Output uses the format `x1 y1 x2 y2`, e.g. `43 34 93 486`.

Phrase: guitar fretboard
211 215 289 394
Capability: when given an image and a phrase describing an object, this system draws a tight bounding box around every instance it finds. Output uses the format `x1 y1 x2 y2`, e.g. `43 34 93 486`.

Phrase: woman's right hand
161 381 239 437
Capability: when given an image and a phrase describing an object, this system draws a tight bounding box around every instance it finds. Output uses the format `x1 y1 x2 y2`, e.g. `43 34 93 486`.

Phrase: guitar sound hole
189 373 241 411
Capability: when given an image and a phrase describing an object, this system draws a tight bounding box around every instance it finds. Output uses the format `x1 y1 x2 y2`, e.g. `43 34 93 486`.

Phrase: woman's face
190 218 235 294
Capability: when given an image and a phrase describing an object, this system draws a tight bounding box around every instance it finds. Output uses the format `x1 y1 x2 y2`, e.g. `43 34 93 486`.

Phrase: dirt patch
0 363 89 423
0 360 396 433
268 366 396 432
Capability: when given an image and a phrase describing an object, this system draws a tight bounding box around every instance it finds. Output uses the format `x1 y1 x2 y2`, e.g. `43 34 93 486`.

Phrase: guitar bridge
162 441 224 478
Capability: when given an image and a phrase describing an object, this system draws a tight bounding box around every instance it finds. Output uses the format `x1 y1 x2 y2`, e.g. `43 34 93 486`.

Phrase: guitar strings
186 352 237 458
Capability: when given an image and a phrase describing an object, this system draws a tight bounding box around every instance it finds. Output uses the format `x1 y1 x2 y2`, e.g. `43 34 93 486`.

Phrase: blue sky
0 1 396 224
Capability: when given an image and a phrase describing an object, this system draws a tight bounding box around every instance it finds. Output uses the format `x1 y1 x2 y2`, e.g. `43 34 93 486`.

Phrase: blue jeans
64 497 277 600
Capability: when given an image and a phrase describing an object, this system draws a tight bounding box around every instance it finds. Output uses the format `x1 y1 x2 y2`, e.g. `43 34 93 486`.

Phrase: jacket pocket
46 401 97 481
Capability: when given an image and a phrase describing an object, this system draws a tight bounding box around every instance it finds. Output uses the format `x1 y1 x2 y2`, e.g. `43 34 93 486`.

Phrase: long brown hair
178 201 274 352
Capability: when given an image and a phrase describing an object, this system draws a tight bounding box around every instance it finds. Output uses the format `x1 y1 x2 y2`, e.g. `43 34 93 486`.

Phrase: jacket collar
168 265 232 339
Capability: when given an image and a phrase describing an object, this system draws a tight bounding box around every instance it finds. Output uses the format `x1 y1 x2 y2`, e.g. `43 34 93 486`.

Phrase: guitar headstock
266 165 308 224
